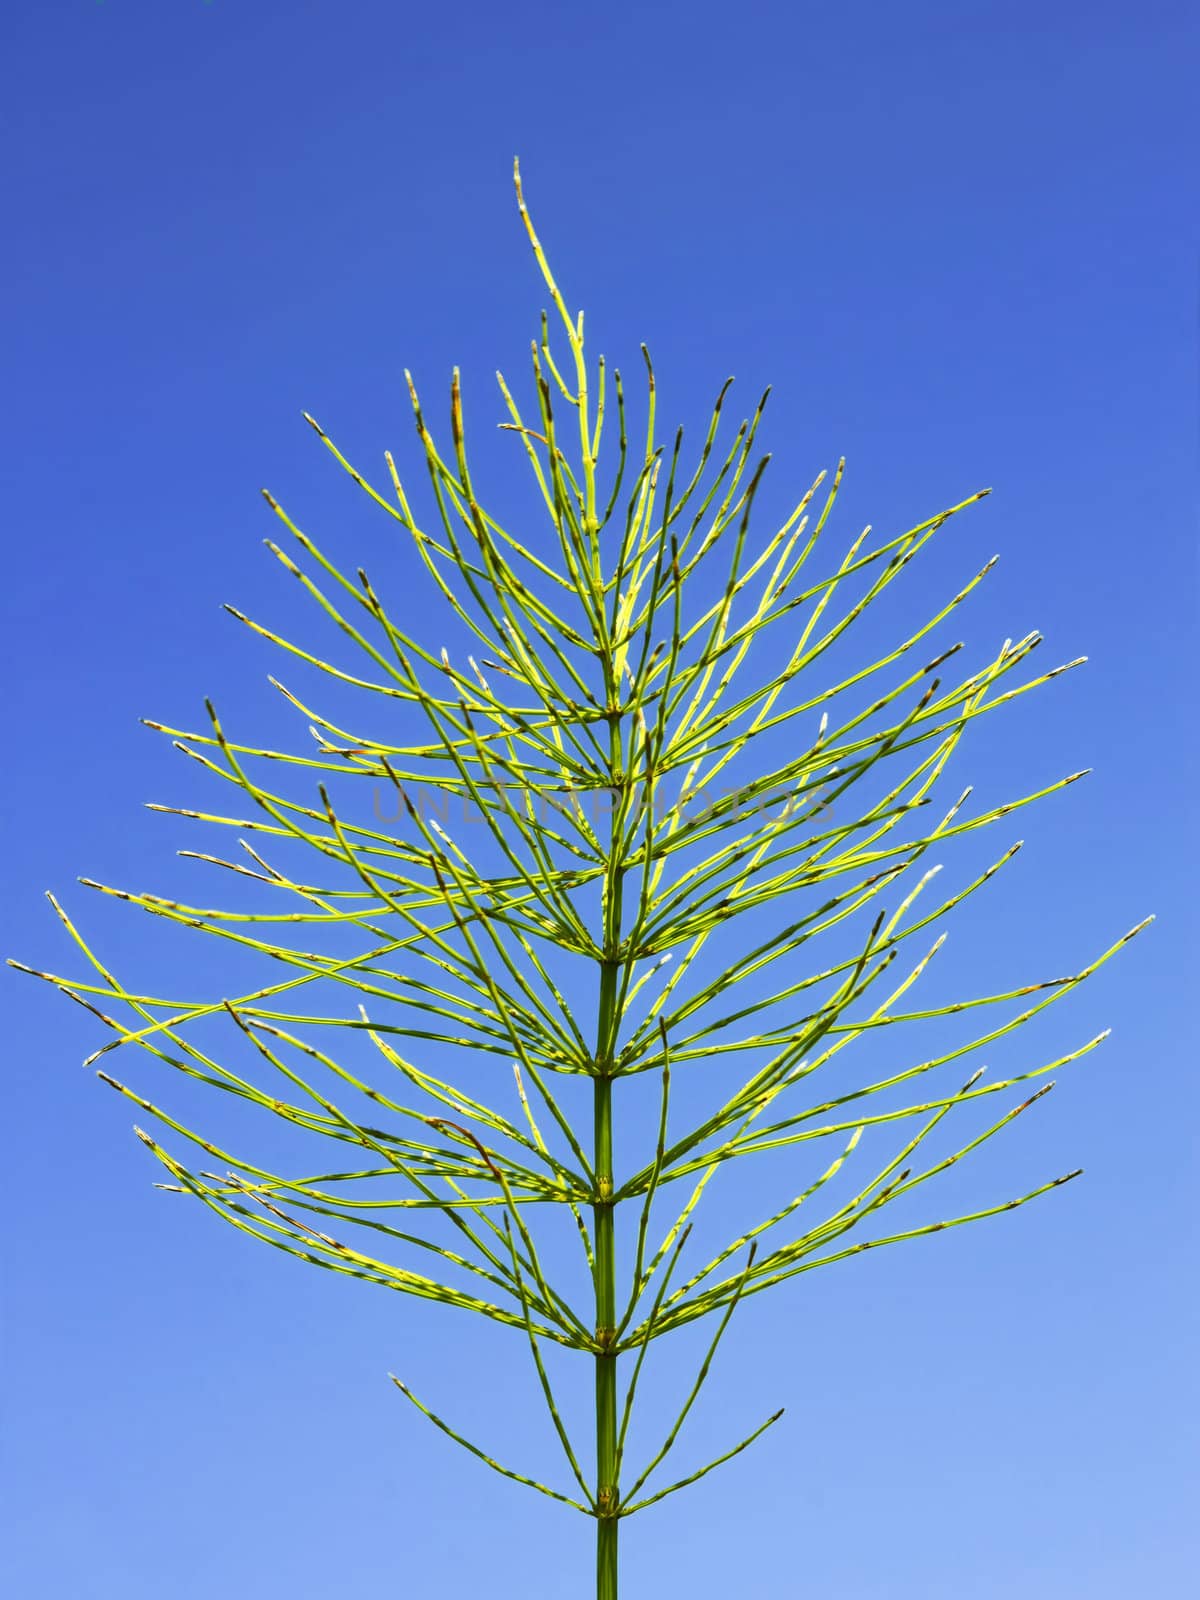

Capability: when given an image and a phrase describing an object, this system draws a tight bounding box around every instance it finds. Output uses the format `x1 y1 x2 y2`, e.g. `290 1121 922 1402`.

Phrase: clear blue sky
2 3 1196 1596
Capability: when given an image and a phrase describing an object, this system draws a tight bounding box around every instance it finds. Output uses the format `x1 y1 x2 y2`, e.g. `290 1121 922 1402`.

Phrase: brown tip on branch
1018 1083 1055 1113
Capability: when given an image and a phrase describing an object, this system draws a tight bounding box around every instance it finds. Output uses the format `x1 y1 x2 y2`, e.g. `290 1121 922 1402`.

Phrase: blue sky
2 3 1196 1596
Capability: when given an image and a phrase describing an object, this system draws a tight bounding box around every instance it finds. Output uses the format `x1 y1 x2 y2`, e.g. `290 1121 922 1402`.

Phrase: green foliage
15 164 1148 1597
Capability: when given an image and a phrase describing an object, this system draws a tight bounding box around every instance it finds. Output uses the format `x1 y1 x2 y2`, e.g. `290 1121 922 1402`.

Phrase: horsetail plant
15 163 1148 1598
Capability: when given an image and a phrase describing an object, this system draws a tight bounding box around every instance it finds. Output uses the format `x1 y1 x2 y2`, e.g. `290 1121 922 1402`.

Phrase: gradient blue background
2 3 1196 1596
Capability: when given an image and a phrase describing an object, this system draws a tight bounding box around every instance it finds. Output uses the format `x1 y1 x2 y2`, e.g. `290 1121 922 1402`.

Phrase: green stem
594 1066 618 1598
595 708 625 1600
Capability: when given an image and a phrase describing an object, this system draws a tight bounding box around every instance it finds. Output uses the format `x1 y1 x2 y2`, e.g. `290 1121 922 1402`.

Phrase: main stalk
593 1058 618 1598
594 710 625 1599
